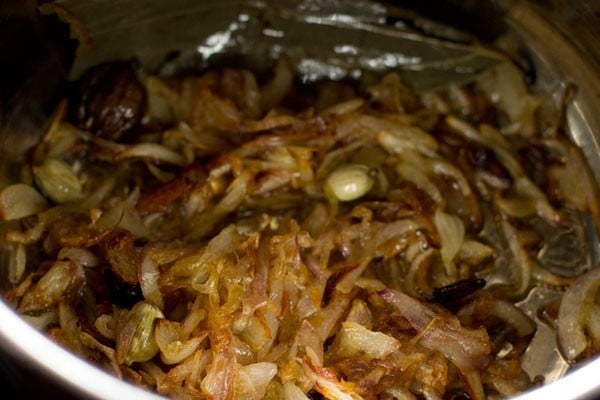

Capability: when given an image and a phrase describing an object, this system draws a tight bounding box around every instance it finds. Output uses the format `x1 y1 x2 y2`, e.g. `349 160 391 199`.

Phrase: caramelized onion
3 46 597 400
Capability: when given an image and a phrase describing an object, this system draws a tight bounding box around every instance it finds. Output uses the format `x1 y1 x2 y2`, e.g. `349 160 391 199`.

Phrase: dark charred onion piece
104 269 143 309
103 231 141 284
321 270 344 308
468 146 511 184
518 145 548 188
433 278 486 310
49 213 111 248
136 165 202 215
71 61 146 141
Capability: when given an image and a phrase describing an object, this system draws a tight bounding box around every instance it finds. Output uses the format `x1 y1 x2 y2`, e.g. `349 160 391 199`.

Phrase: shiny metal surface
1 1 600 399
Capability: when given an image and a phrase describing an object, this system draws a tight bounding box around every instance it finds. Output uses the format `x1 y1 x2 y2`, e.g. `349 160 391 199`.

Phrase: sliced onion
261 56 294 111
382 387 418 400
588 304 600 349
375 127 437 158
429 158 472 197
477 62 538 137
94 314 116 340
379 289 491 373
9 243 26 284
58 247 99 268
557 267 600 361
321 98 365 116
241 113 301 133
116 143 188 166
335 321 400 360
303 357 361 400
395 162 442 204
155 319 205 365
79 330 122 378
508 177 562 224
235 362 278 400
22 310 58 330
500 218 533 297
185 171 252 241
240 315 271 351
458 240 494 266
18 261 82 313
458 297 535 338
145 75 176 124
295 320 324 366
201 329 236 400
284 382 310 400
5 221 46 245
545 139 600 229
140 253 164 309
434 209 465 278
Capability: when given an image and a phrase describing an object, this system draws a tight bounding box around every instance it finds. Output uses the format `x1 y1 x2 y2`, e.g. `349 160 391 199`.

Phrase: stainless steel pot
1 1 600 399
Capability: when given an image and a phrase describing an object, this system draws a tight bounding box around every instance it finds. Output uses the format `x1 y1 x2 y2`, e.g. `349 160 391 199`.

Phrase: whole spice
71 61 146 141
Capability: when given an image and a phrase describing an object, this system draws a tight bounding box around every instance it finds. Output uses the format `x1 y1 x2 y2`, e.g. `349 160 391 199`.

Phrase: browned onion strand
1 54 599 400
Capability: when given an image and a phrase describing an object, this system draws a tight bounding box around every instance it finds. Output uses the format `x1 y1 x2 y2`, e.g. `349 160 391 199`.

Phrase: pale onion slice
375 128 437 159
22 310 58 330
234 362 278 400
145 75 176 124
335 321 400 359
428 158 472 197
0 183 48 220
5 221 46 245
502 177 562 224
321 98 365 116
557 267 600 361
9 242 26 284
395 162 442 204
500 218 533 297
240 315 271 351
140 253 164 309
295 320 324 366
284 382 310 400
261 56 294 111
116 143 188 166
458 240 495 266
58 247 99 268
155 319 205 365
588 304 600 347
240 113 301 133
434 209 465 278
477 63 539 138
201 331 236 400
79 330 122 378
94 314 116 340
383 387 418 400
